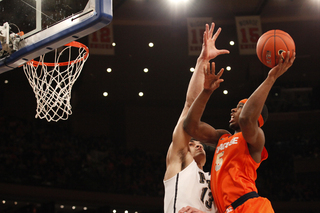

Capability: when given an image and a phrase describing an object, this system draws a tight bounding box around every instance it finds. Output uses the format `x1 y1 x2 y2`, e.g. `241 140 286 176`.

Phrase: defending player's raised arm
183 62 230 146
185 22 229 110
165 23 228 180
239 51 296 150
171 23 229 151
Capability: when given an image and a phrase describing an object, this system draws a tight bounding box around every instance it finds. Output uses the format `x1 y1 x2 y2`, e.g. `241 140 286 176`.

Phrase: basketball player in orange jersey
164 22 229 213
180 51 296 213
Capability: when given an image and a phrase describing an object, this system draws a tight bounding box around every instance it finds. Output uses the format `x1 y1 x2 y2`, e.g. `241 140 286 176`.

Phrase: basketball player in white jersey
164 22 229 213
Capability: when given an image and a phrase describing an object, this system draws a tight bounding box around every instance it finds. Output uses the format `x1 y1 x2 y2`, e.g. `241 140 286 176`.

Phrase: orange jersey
234 197 274 213
211 132 268 213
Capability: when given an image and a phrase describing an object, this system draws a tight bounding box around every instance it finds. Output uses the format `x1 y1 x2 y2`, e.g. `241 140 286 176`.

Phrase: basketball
256 29 295 68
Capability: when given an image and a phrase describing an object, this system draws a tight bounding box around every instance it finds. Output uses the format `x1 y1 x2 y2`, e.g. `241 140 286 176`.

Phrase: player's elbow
183 117 197 137
239 114 256 128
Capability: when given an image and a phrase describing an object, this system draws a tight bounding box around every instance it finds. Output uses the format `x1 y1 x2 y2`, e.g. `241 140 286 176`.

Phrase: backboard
0 0 113 73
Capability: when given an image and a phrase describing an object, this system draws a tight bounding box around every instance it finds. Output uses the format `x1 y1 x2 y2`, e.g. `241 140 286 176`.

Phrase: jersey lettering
216 137 238 153
198 171 214 209
198 171 206 183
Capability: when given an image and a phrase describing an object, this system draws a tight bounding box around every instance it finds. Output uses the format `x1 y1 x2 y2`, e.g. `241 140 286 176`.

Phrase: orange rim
28 41 89 67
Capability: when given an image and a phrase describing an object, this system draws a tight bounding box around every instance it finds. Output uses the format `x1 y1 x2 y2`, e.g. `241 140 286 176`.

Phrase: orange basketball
256 29 295 68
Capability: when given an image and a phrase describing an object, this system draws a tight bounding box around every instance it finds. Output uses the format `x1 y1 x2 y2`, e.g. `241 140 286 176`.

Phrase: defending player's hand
200 22 229 60
178 206 207 213
268 51 296 81
203 62 224 92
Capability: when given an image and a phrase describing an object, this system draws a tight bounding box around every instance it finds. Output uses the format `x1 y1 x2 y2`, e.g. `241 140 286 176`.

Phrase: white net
23 41 89 122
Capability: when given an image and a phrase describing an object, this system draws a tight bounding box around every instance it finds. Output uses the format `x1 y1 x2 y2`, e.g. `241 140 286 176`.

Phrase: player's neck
194 158 204 170
196 163 203 170
233 129 241 134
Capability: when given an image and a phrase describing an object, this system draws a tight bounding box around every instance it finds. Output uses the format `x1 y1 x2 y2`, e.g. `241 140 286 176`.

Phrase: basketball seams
275 36 289 51
275 30 293 40
273 30 277 67
260 36 273 66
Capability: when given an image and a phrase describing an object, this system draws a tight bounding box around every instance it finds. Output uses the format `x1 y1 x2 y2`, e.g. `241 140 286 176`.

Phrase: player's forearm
184 89 212 137
240 75 275 121
185 57 208 108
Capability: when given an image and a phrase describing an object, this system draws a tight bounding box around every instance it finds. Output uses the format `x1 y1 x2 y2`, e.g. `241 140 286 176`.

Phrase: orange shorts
234 197 274 213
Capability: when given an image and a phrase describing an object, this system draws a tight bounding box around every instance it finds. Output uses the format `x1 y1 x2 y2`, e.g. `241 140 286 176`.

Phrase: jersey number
198 172 213 209
215 151 224 171
200 187 213 209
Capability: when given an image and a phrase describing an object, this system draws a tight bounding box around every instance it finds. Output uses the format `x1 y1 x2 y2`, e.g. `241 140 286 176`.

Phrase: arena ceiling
0 0 319 145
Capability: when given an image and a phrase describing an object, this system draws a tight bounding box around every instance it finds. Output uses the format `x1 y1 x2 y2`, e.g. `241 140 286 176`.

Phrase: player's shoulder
164 151 194 181
216 129 232 140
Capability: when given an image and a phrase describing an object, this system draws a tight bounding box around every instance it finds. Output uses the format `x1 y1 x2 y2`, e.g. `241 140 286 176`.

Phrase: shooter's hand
268 51 296 81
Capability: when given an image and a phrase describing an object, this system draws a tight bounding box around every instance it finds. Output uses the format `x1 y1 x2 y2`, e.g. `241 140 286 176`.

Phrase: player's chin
194 152 205 159
198 151 206 158
229 122 238 130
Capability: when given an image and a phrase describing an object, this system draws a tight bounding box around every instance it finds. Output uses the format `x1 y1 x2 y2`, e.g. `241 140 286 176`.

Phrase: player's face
229 102 244 131
189 140 206 164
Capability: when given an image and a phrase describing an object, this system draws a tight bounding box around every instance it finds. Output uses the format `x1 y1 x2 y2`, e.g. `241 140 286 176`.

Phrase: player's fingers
277 53 283 65
207 63 211 74
208 22 215 38
210 62 215 74
178 207 187 213
181 206 191 213
219 79 224 83
217 49 230 55
217 68 224 78
212 27 221 40
205 23 210 40
216 79 224 87
285 51 290 63
203 31 207 46
290 51 296 63
279 57 284 66
183 208 191 213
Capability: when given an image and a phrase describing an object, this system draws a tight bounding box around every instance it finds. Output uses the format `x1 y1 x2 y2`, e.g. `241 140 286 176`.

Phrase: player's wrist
198 48 213 61
197 55 209 64
203 87 215 94
266 73 277 83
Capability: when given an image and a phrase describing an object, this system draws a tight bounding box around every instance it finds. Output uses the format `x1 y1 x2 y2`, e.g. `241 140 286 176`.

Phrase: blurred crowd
0 116 165 197
0 115 319 202
258 133 320 202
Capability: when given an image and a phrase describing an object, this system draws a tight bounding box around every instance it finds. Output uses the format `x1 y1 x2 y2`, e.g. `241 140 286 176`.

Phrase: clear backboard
0 0 113 73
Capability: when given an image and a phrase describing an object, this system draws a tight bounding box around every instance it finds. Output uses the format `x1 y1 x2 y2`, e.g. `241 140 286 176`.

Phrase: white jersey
164 160 217 213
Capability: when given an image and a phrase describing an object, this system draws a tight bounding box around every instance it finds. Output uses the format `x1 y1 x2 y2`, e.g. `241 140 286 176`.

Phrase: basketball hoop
23 41 89 122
